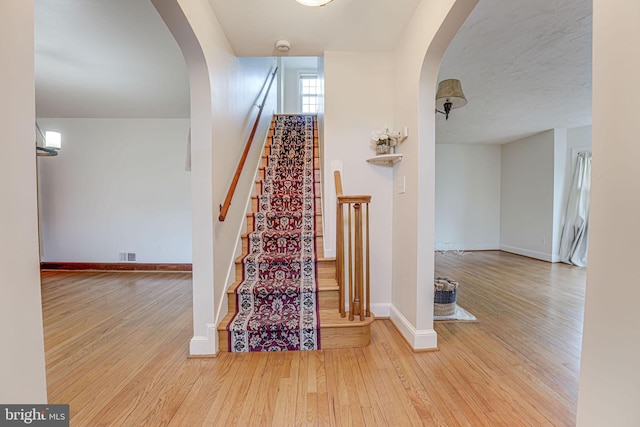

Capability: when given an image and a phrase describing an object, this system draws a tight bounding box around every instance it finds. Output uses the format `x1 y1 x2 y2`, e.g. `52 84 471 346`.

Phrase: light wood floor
42 251 586 426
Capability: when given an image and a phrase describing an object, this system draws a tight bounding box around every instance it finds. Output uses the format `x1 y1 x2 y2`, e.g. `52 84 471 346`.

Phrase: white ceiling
35 0 189 118
34 0 592 144
436 0 592 144
207 0 421 56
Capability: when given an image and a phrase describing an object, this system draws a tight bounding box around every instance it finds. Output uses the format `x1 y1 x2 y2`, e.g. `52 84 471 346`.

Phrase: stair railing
219 67 278 222
334 171 371 321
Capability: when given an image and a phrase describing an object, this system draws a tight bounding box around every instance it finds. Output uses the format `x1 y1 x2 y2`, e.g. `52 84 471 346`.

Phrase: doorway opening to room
276 57 324 115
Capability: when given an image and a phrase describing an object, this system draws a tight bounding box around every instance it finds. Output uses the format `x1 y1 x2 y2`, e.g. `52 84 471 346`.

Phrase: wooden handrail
334 170 372 320
335 170 343 197
338 195 372 204
219 67 278 222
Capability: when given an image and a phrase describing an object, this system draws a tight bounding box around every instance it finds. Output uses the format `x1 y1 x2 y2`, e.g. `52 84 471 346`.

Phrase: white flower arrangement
370 126 401 154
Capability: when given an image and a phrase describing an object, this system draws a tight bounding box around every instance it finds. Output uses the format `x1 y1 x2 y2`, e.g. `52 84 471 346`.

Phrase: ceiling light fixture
435 79 467 120
296 0 333 6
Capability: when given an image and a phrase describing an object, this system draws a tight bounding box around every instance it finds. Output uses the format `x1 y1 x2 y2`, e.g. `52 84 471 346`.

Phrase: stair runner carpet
227 115 320 352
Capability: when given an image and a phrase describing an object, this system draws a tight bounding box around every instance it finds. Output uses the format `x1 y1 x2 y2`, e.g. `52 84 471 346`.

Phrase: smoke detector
275 40 291 53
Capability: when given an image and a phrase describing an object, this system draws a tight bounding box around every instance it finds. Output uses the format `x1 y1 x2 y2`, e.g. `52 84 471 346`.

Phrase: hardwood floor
42 251 586 426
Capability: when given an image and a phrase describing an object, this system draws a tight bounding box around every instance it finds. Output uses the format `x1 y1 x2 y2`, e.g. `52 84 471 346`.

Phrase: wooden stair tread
251 194 322 199
318 309 375 328
219 311 235 330
234 254 336 264
246 211 323 217
226 277 338 294
241 228 324 236
254 178 320 184
218 313 373 351
217 310 374 333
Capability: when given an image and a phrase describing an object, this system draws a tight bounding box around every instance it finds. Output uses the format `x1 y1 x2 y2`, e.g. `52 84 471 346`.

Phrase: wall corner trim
389 305 438 350
189 323 218 356
500 245 554 263
370 303 392 318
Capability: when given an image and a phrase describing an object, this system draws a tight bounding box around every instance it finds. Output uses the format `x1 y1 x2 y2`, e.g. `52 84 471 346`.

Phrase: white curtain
559 151 592 267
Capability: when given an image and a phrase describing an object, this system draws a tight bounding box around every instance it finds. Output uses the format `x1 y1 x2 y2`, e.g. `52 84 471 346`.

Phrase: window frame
298 71 320 114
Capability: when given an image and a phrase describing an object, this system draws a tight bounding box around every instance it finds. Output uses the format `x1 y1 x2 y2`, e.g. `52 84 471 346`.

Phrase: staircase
218 115 373 352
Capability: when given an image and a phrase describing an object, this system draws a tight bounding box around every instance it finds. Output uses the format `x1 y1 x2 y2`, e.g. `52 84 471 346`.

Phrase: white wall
500 127 587 262
37 119 191 263
323 51 394 313
210 56 276 327
283 67 299 114
0 0 48 403
390 0 477 349
280 57 319 114
435 144 501 250
551 128 567 259
500 130 556 261
567 125 592 154
436 127 590 259
154 0 275 355
576 1 640 424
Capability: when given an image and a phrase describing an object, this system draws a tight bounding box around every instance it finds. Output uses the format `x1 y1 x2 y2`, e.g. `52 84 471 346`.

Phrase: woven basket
434 277 459 316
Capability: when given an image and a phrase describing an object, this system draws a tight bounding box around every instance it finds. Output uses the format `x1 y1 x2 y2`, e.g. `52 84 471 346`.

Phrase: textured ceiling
34 0 593 144
436 0 592 144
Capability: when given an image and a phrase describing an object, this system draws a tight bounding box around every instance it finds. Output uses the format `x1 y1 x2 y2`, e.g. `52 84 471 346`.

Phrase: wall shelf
366 153 403 166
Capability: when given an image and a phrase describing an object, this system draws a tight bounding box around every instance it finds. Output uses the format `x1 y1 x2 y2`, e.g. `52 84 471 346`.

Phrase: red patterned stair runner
227 115 320 352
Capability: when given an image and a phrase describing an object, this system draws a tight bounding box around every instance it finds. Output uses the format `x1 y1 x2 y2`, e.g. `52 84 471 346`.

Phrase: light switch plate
398 176 406 194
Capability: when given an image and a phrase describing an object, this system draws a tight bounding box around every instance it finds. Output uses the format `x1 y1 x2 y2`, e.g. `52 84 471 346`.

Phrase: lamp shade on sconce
435 79 467 111
45 131 62 149
435 79 467 120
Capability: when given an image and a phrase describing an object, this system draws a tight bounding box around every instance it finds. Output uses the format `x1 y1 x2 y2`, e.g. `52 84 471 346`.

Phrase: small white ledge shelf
366 153 403 166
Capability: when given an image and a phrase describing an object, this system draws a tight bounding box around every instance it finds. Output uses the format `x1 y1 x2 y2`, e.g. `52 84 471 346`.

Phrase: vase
376 143 390 155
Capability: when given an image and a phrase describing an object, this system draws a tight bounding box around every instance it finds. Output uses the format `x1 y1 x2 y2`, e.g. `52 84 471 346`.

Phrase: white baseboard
389 305 438 350
323 247 336 258
500 244 554 262
189 323 217 356
370 303 391 318
434 242 500 252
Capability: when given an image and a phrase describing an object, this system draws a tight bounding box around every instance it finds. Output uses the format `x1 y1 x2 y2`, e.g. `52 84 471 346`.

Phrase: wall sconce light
435 79 467 120
36 122 62 156
296 0 333 6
